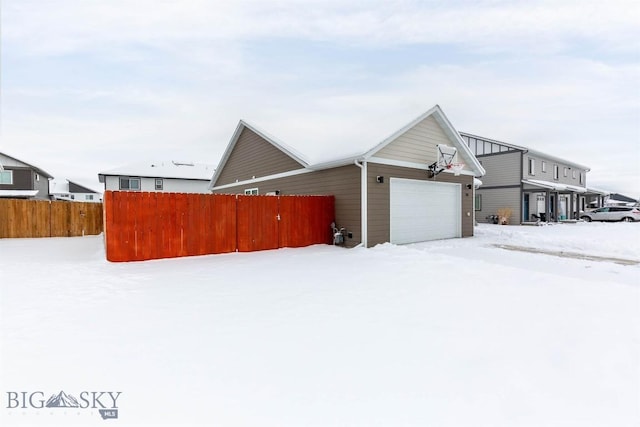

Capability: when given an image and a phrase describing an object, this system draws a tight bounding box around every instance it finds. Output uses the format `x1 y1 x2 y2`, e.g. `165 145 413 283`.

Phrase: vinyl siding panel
0 168 32 191
373 116 451 164
32 172 50 199
212 165 362 247
216 128 304 186
524 155 588 187
476 187 521 224
367 163 475 246
477 151 521 187
104 176 209 193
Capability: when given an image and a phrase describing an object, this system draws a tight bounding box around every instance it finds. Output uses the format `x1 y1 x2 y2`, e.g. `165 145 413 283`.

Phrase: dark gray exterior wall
0 167 50 199
212 165 362 247
367 163 475 246
0 168 32 191
216 128 305 186
69 181 97 194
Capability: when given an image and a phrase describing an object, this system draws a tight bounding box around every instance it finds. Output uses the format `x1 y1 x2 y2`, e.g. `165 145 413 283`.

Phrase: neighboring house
50 179 103 203
209 105 485 248
605 193 638 207
98 161 216 193
459 132 607 223
0 151 53 200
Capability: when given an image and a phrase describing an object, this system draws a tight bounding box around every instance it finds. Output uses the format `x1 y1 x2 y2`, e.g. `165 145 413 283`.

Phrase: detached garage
390 178 461 244
210 105 485 247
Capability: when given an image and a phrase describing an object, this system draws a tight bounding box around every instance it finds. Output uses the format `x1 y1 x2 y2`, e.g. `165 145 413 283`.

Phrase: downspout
354 159 367 248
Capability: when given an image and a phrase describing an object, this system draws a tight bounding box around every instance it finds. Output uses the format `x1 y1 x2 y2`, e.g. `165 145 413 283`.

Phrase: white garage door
390 178 461 244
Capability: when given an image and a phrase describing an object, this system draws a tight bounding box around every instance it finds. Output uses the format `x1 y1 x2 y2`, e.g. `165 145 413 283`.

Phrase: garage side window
244 188 258 195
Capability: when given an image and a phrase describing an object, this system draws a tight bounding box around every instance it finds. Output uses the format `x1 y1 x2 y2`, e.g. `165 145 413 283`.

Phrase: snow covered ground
1 222 639 426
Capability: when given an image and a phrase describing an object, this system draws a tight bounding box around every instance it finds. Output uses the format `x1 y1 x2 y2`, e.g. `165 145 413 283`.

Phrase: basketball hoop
447 163 464 176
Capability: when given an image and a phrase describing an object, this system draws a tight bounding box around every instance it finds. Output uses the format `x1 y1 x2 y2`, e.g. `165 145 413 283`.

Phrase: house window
553 165 559 180
86 195 94 201
35 173 40 181
572 170 577 179
155 178 163 191
528 158 534 175
119 177 141 191
528 158 535 175
580 172 584 184
563 167 568 177
0 170 13 184
244 188 259 195
475 194 482 211
541 161 546 173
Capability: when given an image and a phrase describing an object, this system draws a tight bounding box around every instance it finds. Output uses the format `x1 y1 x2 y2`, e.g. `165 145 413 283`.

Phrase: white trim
368 156 476 176
0 189 39 197
0 169 14 185
361 105 485 177
210 168 312 191
354 159 367 248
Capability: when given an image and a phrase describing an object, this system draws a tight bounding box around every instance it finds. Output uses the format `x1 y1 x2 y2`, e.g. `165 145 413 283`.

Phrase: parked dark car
580 206 640 222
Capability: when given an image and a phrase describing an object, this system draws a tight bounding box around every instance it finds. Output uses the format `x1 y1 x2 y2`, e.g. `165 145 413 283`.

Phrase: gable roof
363 105 484 175
50 179 101 195
211 105 485 187
0 151 54 178
99 160 216 182
460 131 590 171
209 120 309 186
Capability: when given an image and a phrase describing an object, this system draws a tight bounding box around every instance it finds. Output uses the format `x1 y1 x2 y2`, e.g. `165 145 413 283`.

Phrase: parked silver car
581 206 640 222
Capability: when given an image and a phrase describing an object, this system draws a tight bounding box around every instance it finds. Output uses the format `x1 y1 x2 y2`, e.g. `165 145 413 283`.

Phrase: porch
521 179 608 223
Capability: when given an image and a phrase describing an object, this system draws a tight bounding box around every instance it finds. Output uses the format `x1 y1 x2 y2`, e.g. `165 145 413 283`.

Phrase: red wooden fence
104 191 335 262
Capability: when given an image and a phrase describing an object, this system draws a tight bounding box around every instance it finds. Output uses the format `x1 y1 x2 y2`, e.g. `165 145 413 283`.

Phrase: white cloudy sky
1 0 639 196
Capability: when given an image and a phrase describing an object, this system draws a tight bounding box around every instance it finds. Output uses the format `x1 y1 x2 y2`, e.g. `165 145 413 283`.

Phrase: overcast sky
1 0 638 197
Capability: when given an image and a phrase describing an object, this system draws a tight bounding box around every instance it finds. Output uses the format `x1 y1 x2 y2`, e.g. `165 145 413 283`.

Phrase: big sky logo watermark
6 390 121 420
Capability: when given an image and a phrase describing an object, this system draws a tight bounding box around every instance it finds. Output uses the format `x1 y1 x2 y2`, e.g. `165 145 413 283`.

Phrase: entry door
390 178 461 244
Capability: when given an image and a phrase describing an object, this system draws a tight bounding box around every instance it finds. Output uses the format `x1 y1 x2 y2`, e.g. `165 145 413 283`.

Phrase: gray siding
367 163 475 246
212 165 362 247
32 171 50 199
476 187 521 224
477 151 522 187
216 128 305 186
0 167 49 200
524 154 588 187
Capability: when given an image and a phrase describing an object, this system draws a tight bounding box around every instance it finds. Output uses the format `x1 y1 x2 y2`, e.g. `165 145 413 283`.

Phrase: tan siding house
211 105 485 247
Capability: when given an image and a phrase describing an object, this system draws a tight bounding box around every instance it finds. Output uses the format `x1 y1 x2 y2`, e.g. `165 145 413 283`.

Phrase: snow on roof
0 190 39 197
0 151 54 178
522 179 587 193
49 179 70 194
99 161 216 181
238 105 484 175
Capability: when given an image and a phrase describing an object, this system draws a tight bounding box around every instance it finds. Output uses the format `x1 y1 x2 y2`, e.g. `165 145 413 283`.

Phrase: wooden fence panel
211 194 237 254
236 195 280 252
0 199 103 239
103 191 335 262
278 195 335 248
